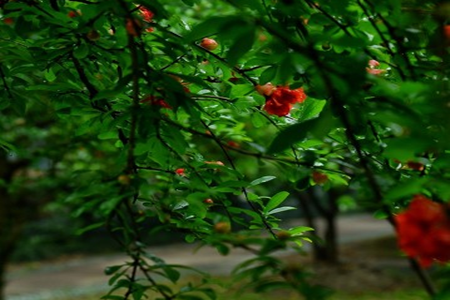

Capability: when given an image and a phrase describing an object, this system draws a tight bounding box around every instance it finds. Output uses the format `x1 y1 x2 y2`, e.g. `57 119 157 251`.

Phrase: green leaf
0 138 17 152
373 210 389 220
73 43 89 59
259 66 277 84
383 138 431 161
215 243 230 255
265 191 289 213
184 16 240 42
44 68 56 82
98 131 118 140
267 106 334 153
251 113 267 128
288 226 314 235
75 222 104 235
385 178 428 201
298 98 327 121
230 83 254 99
249 175 276 187
267 206 296 215
226 26 255 65
104 265 124 276
10 90 27 116
181 0 195 6
162 266 180 283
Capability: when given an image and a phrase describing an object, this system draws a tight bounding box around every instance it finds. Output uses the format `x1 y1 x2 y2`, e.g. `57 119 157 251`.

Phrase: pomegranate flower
366 59 385 75
138 5 154 32
140 95 172 109
139 6 154 22
175 168 185 176
262 86 307 117
395 195 450 267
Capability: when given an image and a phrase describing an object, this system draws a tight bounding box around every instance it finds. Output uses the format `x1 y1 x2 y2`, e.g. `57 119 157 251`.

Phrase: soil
283 236 420 294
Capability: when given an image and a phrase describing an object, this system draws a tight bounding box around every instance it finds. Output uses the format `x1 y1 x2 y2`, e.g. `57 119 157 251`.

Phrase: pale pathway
5 214 393 300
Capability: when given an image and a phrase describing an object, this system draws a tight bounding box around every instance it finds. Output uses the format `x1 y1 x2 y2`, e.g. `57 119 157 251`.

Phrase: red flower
406 161 425 171
3 17 14 25
140 95 172 109
264 98 292 117
312 171 328 185
67 11 78 18
138 6 154 32
443 25 450 41
175 168 185 176
366 59 385 75
227 141 240 148
395 195 450 267
263 86 307 116
139 6 154 22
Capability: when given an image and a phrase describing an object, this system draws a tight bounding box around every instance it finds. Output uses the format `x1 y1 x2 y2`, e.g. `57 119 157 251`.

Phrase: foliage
1 0 450 299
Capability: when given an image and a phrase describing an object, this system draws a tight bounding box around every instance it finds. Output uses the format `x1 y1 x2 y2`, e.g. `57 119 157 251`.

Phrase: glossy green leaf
265 191 289 213
249 175 276 187
226 26 255 65
267 106 334 153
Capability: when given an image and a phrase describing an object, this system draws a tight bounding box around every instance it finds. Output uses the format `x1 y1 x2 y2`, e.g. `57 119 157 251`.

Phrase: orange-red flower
264 98 292 117
395 195 450 267
139 6 154 22
263 86 307 117
138 6 154 32
140 95 172 109
175 168 185 176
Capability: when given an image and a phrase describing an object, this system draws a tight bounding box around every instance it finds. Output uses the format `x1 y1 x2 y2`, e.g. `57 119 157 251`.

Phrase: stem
126 32 140 174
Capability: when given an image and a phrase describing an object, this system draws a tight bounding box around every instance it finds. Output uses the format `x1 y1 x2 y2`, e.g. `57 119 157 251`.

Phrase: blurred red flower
395 195 450 267
140 95 172 109
138 6 154 32
175 168 185 176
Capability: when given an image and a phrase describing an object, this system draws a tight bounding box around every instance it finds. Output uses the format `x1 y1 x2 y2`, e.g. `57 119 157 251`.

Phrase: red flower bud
175 168 185 176
204 198 214 204
200 38 218 51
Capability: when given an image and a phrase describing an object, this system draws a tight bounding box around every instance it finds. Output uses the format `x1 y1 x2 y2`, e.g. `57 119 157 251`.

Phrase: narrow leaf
267 206 296 215
249 175 276 187
264 191 289 213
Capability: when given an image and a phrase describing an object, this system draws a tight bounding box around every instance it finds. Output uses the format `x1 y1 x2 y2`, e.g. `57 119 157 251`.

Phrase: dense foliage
1 0 450 299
